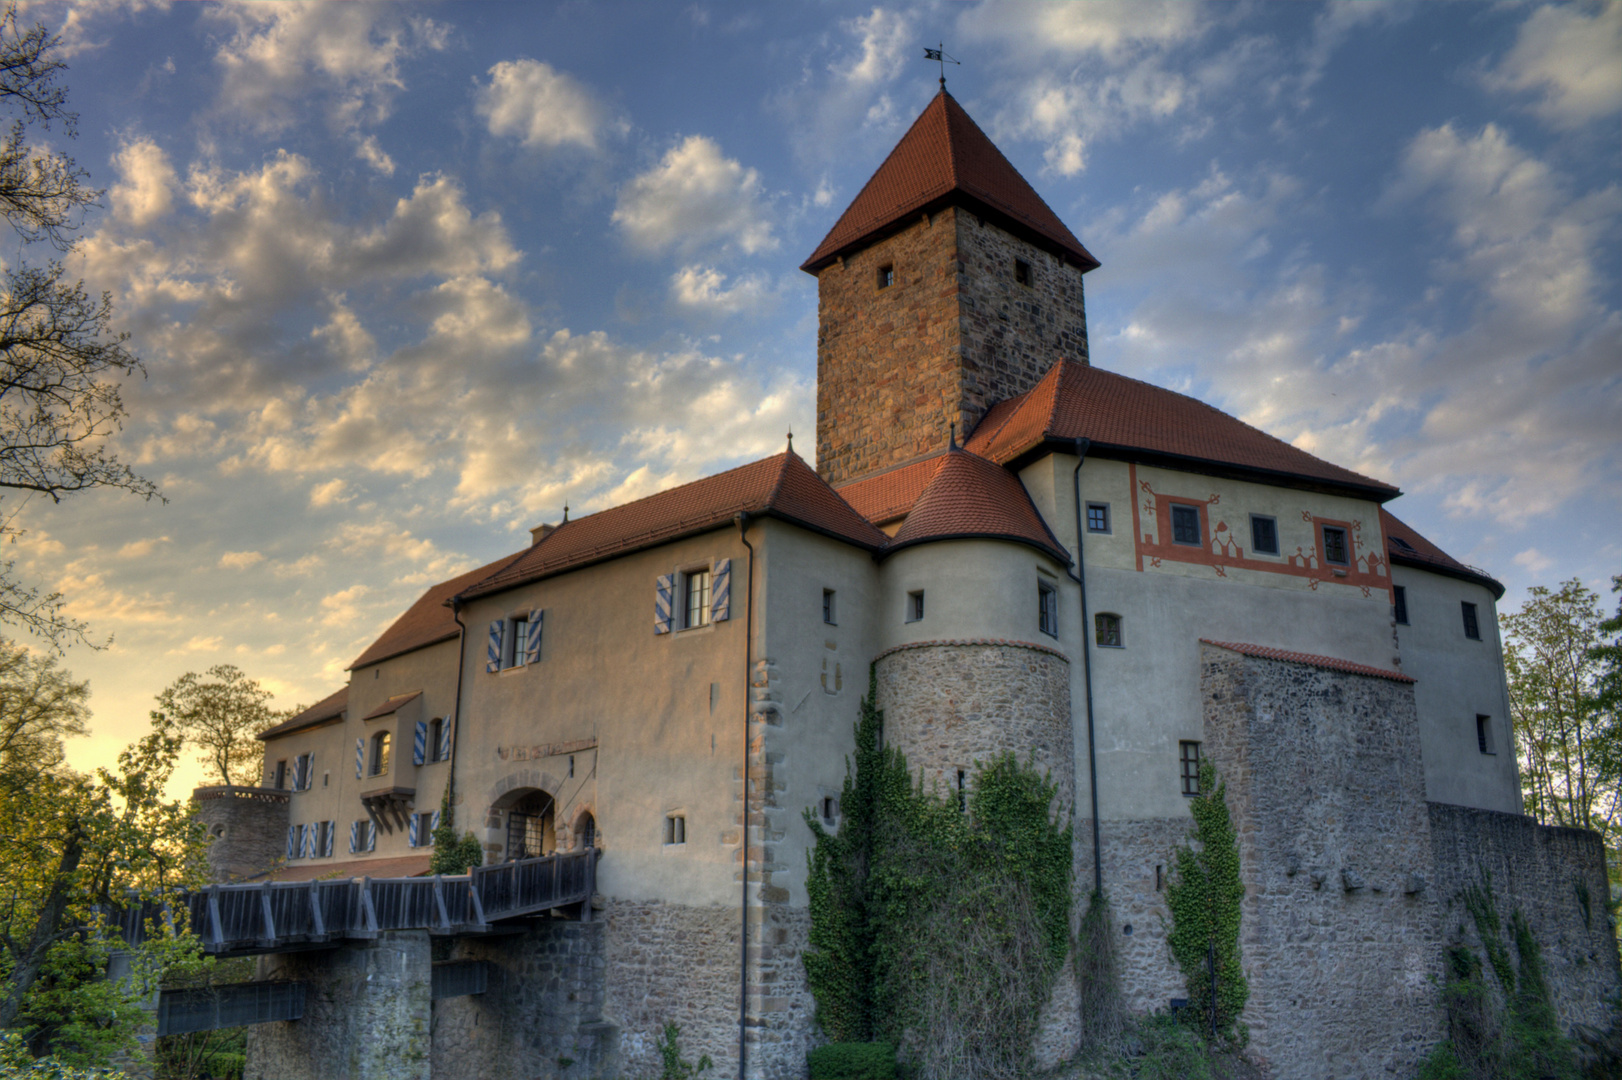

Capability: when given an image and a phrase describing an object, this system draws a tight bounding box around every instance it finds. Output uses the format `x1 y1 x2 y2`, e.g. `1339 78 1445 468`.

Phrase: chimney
530 523 556 546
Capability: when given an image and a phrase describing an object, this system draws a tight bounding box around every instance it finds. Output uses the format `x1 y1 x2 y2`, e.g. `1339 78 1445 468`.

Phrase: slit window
664 814 686 846
823 589 837 625
906 590 925 623
1180 741 1202 797
1250 515 1279 555
1393 586 1409 625
1322 525 1349 566
683 569 711 629
821 797 837 825
510 616 531 666
1014 258 1031 286
1462 602 1481 640
1171 504 1202 546
957 769 967 813
1038 580 1059 638
1476 715 1495 755
1095 613 1123 648
876 264 894 289
428 719 444 762
1086 502 1110 533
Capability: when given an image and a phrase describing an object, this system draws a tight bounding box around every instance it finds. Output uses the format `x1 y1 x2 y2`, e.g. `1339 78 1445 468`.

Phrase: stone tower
801 90 1101 487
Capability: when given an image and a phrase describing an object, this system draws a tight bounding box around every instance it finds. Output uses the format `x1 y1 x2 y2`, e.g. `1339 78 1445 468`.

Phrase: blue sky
13 1 1619 791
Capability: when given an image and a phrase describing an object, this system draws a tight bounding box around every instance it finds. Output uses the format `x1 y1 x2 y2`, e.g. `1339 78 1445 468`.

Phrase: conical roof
887 448 1069 562
801 90 1100 273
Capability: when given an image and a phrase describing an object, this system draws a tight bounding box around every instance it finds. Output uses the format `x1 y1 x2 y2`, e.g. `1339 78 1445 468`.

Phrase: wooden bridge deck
112 849 597 957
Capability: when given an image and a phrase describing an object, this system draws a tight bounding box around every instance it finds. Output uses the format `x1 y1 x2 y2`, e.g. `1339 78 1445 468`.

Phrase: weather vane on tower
923 42 959 89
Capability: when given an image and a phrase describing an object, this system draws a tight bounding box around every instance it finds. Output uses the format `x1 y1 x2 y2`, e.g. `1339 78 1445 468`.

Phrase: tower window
1180 741 1202 797
1250 515 1279 555
823 588 837 625
876 264 894 289
906 590 925 623
1476 715 1495 755
1038 580 1059 638
1014 258 1031 286
1393 585 1409 625
664 814 686 846
1086 502 1110 533
683 569 711 629
1171 504 1202 546
1462 602 1481 640
1095 613 1123 648
1322 525 1350 566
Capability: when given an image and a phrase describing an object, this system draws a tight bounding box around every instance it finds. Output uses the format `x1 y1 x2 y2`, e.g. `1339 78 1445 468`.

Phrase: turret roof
801 90 1099 273
888 448 1069 562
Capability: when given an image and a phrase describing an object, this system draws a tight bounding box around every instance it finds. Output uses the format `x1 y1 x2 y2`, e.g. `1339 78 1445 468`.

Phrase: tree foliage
428 787 484 876
1164 761 1248 1044
0 3 156 651
155 666 279 788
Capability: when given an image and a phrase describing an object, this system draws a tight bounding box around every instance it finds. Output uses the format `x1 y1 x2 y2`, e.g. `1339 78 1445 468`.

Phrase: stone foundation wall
1075 817 1192 1016
192 786 289 882
1200 645 1441 1078
1428 801 1620 1034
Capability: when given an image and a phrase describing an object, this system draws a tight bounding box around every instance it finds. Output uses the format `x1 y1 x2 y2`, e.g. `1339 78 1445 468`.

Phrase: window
821 797 838 825
1322 525 1349 566
273 760 287 790
664 814 686 846
1476 715 1495 755
1462 602 1481 640
1086 502 1110 533
1014 258 1031 286
876 264 894 289
568 754 576 779
1250 515 1279 555
1180 741 1202 797
1155 864 1164 892
957 769 967 813
823 588 837 625
370 731 391 777
1038 580 1059 638
1171 504 1202 546
906 590 925 623
311 821 331 858
1390 535 1416 554
510 616 531 666
1393 585 1409 625
413 811 436 847
577 812 596 851
683 569 711 629
1095 613 1123 648
352 819 376 853
322 772 329 788
294 753 313 791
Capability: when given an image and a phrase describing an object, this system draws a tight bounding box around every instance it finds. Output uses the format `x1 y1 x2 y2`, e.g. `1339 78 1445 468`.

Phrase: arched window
1095 613 1124 648
577 811 596 851
370 731 391 776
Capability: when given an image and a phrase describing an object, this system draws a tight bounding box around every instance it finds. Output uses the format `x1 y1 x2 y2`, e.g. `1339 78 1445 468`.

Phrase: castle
202 91 1618 1079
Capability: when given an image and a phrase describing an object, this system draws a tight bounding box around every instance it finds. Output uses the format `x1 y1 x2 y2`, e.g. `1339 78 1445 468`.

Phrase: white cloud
669 265 774 316
1514 548 1555 576
476 59 609 151
1485 2 1622 128
613 136 776 254
354 134 396 176
958 0 1205 61
109 138 177 227
116 536 169 559
309 479 352 508
219 550 265 570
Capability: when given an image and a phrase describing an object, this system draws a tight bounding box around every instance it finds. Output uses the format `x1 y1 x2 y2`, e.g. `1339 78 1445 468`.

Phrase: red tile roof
464 451 887 599
348 551 528 671
1380 509 1504 599
258 685 348 742
802 90 1100 273
966 361 1401 500
1201 640 1416 683
888 448 1069 562
835 452 949 525
267 854 434 882
362 691 422 722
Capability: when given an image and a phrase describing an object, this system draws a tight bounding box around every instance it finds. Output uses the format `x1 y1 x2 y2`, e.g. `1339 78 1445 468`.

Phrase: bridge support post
245 930 431 1080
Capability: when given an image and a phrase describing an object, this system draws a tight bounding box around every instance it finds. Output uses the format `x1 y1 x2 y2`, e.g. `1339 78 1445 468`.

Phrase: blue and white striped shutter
366 822 377 852
437 718 453 763
286 826 297 859
296 824 309 859
323 822 335 858
408 813 420 848
430 809 441 846
655 574 674 634
290 756 303 791
302 755 315 791
711 558 731 622
486 620 504 672
525 610 543 664
349 821 359 854
413 722 427 765
355 738 364 779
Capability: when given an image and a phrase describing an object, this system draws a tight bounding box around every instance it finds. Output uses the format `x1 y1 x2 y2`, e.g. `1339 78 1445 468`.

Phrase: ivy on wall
1164 761 1248 1042
803 670 1072 1078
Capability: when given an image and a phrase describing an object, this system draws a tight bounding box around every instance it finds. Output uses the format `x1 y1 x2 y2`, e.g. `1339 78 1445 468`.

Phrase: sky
8 0 1619 795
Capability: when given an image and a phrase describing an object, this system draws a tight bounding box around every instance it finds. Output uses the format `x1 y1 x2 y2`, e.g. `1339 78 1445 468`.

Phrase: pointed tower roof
801 90 1100 274
887 448 1070 562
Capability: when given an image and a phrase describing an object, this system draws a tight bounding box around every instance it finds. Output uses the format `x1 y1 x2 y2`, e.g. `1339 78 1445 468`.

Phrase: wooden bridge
112 849 597 958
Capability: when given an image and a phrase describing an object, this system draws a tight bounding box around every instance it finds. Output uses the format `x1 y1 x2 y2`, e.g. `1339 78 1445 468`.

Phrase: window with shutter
365 821 377 852
437 718 453 763
408 813 420 847
286 826 297 859
430 809 441 846
324 822 335 858
349 820 360 854
655 574 674 634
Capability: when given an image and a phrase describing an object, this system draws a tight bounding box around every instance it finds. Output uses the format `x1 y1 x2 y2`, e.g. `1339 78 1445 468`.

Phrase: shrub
807 1042 897 1079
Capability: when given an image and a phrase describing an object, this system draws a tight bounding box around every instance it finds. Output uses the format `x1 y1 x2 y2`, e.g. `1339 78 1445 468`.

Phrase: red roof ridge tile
1200 639 1416 683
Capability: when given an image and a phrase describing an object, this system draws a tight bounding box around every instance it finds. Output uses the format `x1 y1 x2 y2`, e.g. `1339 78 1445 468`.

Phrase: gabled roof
258 686 347 742
801 90 1099 274
965 360 1401 501
463 451 888 600
1380 509 1504 599
348 551 528 671
835 452 949 525
888 448 1069 563
1202 640 1416 684
362 691 422 722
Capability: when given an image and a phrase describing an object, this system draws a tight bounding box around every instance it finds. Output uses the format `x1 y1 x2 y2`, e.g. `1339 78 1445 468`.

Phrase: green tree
1164 761 1248 1043
0 4 157 650
428 788 484 876
0 640 86 771
156 666 278 787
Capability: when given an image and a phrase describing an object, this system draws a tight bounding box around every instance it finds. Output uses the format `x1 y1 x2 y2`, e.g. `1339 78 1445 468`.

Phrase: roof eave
257 713 345 742
1390 552 1505 600
347 628 462 672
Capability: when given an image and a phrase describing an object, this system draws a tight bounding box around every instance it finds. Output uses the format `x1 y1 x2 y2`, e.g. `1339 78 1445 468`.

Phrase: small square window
823 588 837 625
1180 741 1202 797
1086 502 1110 533
664 814 686 846
1038 580 1059 638
1476 715 1495 755
1322 525 1349 566
877 265 894 289
1171 504 1202 546
1393 585 1409 625
1095 612 1123 648
1250 515 1278 555
683 569 712 629
1014 259 1031 286
906 590 925 623
1462 602 1480 640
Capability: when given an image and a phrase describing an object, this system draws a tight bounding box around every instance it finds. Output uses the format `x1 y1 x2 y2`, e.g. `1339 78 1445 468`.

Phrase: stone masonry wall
1074 817 1194 1016
1200 645 1442 1078
246 930 431 1080
192 787 289 882
1428 802 1621 1035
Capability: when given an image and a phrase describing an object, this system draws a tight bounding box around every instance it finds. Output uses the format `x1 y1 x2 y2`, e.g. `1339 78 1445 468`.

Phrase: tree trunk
0 821 82 1028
